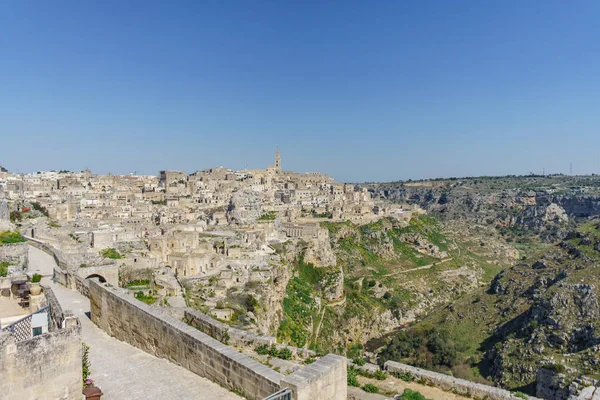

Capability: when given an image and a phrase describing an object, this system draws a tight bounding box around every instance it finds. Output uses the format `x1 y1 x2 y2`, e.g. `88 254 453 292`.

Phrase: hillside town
0 151 412 318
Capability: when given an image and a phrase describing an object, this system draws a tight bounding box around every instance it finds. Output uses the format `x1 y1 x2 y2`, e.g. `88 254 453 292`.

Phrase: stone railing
184 308 316 359
41 283 68 330
24 236 119 289
385 361 541 400
24 236 70 286
89 280 346 400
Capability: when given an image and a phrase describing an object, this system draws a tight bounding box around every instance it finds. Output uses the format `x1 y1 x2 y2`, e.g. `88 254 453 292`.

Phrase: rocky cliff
388 217 600 395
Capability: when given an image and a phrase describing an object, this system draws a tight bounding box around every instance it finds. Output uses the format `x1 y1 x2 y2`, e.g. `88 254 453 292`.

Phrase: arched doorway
84 274 107 285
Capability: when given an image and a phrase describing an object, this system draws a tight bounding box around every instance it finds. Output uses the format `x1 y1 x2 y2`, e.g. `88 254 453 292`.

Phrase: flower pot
29 282 42 296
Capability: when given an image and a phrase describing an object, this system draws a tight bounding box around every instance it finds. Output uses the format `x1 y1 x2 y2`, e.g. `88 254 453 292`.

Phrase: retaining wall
0 286 82 400
385 361 541 400
0 242 29 272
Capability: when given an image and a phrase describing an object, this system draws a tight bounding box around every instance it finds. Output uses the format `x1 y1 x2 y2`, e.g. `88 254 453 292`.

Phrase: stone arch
84 274 107 284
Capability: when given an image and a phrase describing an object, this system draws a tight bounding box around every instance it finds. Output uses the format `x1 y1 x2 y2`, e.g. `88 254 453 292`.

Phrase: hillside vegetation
277 214 517 357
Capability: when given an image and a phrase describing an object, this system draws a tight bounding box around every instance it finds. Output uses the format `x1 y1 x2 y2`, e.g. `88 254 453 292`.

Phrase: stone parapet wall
89 279 284 400
0 296 82 400
25 237 119 289
184 308 316 359
41 283 66 330
385 361 542 400
281 354 347 400
91 281 347 400
25 236 71 286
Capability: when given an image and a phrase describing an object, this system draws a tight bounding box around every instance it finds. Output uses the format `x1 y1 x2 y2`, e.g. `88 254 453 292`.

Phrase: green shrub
278 348 293 360
31 273 42 283
258 211 277 221
362 384 379 393
31 202 49 216
374 369 387 380
347 367 360 387
101 248 122 259
395 372 415 382
0 231 26 245
513 392 528 399
353 357 366 366
125 279 150 288
545 363 566 374
134 291 157 305
0 262 9 277
10 211 22 223
255 344 270 355
82 342 91 386
245 294 258 312
268 345 280 357
400 389 429 400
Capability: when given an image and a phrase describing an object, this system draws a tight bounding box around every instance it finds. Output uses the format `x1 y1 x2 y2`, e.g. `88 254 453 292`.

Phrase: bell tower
274 149 281 172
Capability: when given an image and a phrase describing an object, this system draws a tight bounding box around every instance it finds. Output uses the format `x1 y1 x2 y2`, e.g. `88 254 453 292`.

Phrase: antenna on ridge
570 162 573 175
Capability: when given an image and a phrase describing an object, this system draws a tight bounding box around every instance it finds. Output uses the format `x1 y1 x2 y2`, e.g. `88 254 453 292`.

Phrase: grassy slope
396 219 600 390
277 215 515 356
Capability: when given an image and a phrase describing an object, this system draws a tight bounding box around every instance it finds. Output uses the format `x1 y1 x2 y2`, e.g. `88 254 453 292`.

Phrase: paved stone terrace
29 245 242 400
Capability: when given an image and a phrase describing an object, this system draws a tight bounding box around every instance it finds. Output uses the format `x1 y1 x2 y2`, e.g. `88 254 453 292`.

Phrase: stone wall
119 266 153 286
25 236 71 286
0 286 82 400
281 354 347 400
41 283 67 330
75 264 119 287
184 308 316 359
0 242 29 273
89 279 283 400
90 280 347 400
25 236 119 288
385 361 542 400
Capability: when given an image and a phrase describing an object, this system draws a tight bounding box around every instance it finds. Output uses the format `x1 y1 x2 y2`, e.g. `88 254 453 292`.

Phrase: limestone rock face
0 198 8 222
227 190 263 226
323 266 344 301
400 233 448 259
153 266 182 297
0 188 12 230
544 203 569 224
304 228 337 268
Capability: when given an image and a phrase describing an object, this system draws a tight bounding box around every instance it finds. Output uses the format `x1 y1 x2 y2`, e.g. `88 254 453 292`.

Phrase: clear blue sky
1 1 599 182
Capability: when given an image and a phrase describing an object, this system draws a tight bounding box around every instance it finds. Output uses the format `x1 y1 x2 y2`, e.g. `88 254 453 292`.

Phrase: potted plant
30 273 42 296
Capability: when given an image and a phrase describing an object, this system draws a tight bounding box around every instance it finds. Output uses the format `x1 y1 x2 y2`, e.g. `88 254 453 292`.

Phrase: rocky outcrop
153 266 182 297
399 233 448 259
304 228 337 268
256 261 291 335
322 266 344 301
227 190 263 226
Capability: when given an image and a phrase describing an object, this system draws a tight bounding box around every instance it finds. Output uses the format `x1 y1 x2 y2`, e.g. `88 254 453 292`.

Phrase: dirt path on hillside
382 257 453 278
